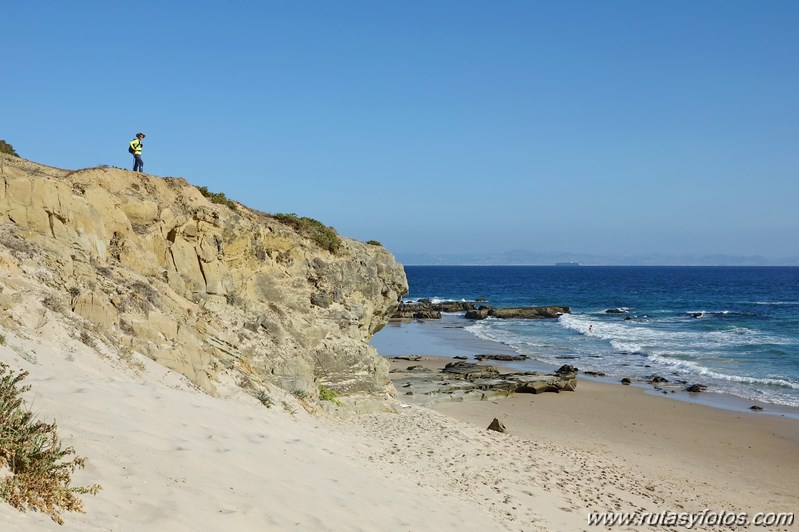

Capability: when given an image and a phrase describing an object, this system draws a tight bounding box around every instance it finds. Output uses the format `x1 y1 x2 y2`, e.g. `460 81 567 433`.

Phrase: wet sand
375 319 799 522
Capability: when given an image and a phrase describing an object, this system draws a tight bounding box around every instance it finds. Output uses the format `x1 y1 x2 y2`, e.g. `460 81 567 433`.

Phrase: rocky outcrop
392 301 569 321
0 154 407 398
390 360 577 404
442 361 501 379
487 418 507 433
391 300 476 319
474 354 529 362
465 306 570 320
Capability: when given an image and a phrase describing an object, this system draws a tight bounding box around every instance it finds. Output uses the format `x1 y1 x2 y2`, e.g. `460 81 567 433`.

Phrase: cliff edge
0 154 407 399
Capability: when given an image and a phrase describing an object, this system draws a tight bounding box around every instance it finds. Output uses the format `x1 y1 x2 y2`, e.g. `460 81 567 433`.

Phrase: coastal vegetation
194 185 238 209
290 388 308 400
366 240 382 247
318 385 341 406
0 140 20 157
256 389 273 408
272 213 342 253
0 362 100 524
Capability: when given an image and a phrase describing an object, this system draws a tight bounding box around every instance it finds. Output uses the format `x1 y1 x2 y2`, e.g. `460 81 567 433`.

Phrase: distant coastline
395 251 799 267
399 263 799 268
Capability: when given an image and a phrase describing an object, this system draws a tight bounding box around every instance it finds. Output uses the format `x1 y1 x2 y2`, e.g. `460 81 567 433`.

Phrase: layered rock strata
0 154 407 398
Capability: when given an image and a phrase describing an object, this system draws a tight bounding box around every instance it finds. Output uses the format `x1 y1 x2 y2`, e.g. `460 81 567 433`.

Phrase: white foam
649 354 799 390
403 297 480 304
464 311 799 407
560 313 792 349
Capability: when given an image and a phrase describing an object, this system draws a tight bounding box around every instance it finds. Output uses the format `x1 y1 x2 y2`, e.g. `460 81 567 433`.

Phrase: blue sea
386 266 799 408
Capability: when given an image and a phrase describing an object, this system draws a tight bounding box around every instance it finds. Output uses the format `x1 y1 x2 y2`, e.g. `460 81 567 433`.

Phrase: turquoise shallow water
379 266 799 408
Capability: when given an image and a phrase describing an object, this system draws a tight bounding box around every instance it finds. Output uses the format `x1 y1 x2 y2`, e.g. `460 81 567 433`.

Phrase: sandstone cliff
0 154 407 399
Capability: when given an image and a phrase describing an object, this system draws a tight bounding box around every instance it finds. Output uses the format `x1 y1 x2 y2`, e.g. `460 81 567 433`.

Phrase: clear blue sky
3 1 798 262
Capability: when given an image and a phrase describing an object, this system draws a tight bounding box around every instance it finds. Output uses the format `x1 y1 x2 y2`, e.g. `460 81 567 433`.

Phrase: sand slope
0 313 515 531
2 304 797 531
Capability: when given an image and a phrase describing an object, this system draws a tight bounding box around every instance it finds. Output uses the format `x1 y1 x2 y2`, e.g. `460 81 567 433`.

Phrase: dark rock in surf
474 354 529 362
583 371 606 377
555 364 578 377
391 300 476 319
465 306 570 320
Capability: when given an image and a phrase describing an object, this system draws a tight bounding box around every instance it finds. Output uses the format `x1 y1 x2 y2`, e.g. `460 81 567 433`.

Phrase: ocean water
397 266 799 408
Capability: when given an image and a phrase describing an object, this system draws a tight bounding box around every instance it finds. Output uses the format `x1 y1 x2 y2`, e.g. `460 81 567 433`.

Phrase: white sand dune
0 313 528 531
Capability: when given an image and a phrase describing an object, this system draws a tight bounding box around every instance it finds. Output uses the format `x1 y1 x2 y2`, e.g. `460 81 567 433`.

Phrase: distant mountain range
395 250 799 266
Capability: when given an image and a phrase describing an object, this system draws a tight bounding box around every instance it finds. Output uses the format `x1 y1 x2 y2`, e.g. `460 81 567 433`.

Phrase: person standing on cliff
129 132 145 172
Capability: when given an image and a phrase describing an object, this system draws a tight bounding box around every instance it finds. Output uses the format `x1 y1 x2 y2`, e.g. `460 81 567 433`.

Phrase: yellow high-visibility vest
130 138 143 155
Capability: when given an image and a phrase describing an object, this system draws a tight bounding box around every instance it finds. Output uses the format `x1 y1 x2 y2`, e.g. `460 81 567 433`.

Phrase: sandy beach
386 356 799 513
375 318 799 529
1 306 797 530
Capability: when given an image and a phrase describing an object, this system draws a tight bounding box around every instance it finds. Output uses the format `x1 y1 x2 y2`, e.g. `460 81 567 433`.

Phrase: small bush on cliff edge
195 186 237 209
0 140 20 157
0 362 101 524
272 213 342 254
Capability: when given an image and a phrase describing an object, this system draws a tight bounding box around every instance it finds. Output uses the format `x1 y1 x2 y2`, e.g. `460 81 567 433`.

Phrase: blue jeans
133 154 143 172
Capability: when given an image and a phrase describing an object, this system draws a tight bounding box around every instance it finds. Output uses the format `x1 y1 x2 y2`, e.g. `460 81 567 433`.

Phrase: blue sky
3 1 798 263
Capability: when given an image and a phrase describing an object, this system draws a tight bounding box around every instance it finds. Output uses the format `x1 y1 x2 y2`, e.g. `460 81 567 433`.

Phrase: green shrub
366 240 382 247
290 389 308 400
273 213 341 254
0 140 19 157
0 362 101 524
256 390 273 408
319 386 341 406
195 186 237 209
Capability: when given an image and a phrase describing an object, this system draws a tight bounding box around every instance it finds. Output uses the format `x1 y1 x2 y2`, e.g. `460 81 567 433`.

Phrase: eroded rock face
0 155 408 397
